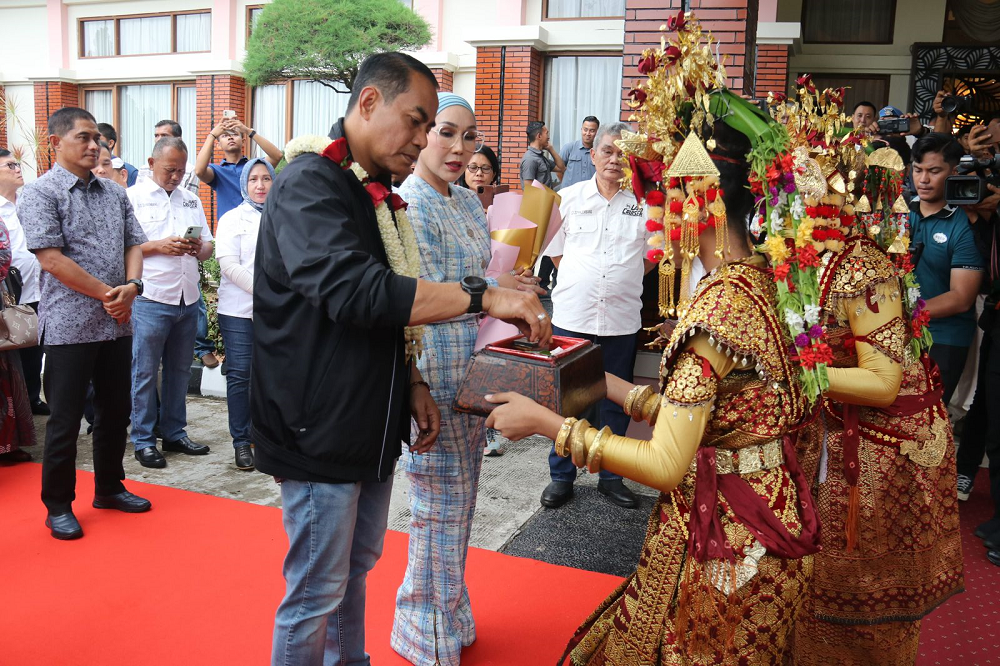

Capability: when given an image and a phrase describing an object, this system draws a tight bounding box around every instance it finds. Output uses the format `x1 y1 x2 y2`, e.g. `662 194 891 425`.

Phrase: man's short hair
912 132 964 167
582 116 600 126
595 122 628 147
155 119 183 138
96 122 118 143
526 121 546 143
98 140 112 156
151 136 188 159
49 107 97 137
346 52 439 114
0 149 10 159
853 101 877 115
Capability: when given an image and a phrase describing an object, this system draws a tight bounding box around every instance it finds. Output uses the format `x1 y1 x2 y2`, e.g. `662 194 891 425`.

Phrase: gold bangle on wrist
569 418 591 468
586 426 612 473
624 385 654 421
554 417 577 458
643 395 662 424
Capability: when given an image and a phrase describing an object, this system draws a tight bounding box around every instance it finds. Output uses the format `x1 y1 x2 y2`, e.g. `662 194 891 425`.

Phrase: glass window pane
84 90 113 125
292 80 350 138
543 56 623 157
176 13 211 52
82 20 114 57
119 16 172 55
119 84 172 166
249 7 263 35
176 87 198 148
252 84 288 156
802 0 895 43
546 0 625 19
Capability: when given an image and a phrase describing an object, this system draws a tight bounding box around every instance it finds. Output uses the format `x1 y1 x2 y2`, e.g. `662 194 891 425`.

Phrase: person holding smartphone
127 136 215 469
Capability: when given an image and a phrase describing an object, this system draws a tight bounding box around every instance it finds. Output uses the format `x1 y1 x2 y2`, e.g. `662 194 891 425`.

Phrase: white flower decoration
907 286 921 306
284 135 332 162
769 207 785 233
803 303 821 325
784 308 804 331
789 195 805 220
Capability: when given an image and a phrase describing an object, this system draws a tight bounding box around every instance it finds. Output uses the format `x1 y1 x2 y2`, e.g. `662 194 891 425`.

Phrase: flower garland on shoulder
285 134 424 362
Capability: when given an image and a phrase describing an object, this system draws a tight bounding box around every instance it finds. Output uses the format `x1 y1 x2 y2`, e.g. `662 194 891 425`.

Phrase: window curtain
176 13 211 52
176 87 197 148
546 0 625 18
119 16 171 55
950 0 1000 43
249 7 263 35
83 20 114 57
292 80 350 138
84 90 113 125
543 56 623 156
119 84 171 166
802 0 894 43
252 84 288 157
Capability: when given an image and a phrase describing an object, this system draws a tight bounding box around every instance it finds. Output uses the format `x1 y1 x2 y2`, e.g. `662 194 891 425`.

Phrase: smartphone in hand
183 225 202 240
476 184 510 209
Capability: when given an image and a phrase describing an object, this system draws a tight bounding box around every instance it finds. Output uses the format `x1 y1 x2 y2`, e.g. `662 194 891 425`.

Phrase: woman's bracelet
410 380 430 391
624 384 655 421
586 426 612 473
554 417 578 458
569 418 591 468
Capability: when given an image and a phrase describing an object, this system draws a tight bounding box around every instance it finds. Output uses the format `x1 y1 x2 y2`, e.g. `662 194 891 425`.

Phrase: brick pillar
754 44 789 99
196 73 247 231
0 86 7 150
622 0 760 119
32 81 80 174
430 68 454 92
474 46 543 190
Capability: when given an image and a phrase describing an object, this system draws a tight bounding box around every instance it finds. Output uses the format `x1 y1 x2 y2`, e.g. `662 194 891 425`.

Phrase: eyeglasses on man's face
431 126 484 153
466 164 493 174
1 162 22 171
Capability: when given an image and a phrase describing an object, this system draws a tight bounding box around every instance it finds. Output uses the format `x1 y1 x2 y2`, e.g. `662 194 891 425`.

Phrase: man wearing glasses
0 150 46 416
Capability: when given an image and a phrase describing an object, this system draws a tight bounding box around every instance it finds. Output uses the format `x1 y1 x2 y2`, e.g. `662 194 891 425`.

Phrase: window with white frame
83 83 197 166
251 80 351 153
545 0 625 19
80 11 211 57
543 55 623 155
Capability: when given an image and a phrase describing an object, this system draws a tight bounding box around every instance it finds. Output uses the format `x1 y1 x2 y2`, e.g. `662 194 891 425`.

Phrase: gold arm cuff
569 418 591 468
554 417 578 458
624 385 656 422
586 426 613 473
640 393 661 425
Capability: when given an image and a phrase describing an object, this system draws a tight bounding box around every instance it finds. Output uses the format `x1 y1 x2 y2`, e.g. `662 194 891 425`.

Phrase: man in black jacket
253 52 550 665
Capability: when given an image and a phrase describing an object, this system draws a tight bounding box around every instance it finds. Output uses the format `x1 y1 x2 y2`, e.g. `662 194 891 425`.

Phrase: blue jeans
218 314 252 449
194 293 215 357
548 326 637 483
130 296 199 450
272 478 394 666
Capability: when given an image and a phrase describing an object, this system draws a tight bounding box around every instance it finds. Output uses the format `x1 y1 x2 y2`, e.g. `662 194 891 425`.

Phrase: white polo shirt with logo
127 177 213 306
544 175 651 336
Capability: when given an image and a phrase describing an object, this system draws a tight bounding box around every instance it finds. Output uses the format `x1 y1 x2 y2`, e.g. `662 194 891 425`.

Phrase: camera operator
909 133 985 405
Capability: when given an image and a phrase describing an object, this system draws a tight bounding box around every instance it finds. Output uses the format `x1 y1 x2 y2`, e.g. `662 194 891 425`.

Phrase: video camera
945 154 1000 206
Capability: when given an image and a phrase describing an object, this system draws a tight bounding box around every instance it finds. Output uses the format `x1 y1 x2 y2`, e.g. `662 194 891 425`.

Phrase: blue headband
437 92 474 115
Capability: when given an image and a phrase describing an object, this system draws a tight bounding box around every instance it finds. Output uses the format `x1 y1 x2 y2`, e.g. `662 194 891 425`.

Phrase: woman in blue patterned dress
390 93 542 666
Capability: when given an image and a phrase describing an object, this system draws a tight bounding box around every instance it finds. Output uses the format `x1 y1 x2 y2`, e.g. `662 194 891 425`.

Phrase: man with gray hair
127 136 215 469
540 122 654 509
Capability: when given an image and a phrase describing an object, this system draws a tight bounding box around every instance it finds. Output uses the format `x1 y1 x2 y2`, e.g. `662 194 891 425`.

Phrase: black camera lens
941 95 973 115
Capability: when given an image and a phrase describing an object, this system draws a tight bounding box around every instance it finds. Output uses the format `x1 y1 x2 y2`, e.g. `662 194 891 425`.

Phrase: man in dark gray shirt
519 120 565 189
559 116 599 189
18 107 150 540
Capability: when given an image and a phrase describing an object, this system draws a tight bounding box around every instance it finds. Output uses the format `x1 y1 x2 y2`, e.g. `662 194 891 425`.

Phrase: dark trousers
548 326 637 483
538 257 557 291
18 302 43 404
41 337 132 513
957 333 1000 520
929 342 969 407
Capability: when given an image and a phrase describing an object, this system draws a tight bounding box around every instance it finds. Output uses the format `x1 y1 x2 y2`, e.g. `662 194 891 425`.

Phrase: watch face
463 276 487 292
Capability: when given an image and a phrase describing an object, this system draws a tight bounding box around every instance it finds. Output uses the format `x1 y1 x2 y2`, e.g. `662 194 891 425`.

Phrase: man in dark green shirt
909 133 985 404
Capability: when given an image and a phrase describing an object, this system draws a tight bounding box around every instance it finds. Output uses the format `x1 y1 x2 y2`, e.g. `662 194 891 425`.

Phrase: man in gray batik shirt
18 107 151 540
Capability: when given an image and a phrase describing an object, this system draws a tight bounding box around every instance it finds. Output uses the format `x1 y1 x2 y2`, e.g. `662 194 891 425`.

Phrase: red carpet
3 462 998 665
917 471 1000 665
0 463 620 666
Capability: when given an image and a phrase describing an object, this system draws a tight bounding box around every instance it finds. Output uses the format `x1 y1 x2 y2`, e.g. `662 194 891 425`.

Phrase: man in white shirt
542 122 653 509
127 137 214 468
0 149 46 415
136 120 201 194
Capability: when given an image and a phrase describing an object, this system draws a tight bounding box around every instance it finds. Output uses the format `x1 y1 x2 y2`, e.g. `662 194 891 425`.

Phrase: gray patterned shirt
18 164 147 345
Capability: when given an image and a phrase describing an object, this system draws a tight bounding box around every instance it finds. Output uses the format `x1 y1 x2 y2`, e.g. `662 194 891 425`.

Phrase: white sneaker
957 474 974 501
484 428 505 457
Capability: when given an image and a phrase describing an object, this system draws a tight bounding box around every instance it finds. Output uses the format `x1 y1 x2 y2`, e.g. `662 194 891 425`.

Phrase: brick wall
0 86 7 150
622 0 760 120
474 45 543 189
32 82 81 174
754 44 789 99
430 68 454 92
195 74 247 230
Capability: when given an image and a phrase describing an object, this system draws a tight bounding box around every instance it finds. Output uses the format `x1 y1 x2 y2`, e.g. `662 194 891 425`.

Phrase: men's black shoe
235 445 254 471
989 550 1000 567
976 518 1000 540
598 478 638 509
45 512 83 540
983 532 1000 551
134 446 167 468
31 400 50 415
162 436 210 455
93 490 152 513
541 481 574 508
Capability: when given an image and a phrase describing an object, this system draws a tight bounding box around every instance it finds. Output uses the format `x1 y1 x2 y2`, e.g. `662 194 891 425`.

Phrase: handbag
0 279 38 350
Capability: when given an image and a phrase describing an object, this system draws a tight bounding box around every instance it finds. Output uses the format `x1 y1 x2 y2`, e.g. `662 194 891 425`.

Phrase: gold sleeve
825 280 904 408
573 333 736 493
